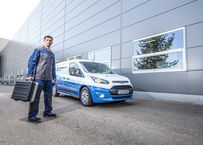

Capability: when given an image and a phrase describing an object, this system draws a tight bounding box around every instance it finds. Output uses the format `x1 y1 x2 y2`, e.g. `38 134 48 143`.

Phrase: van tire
53 85 60 97
80 87 93 107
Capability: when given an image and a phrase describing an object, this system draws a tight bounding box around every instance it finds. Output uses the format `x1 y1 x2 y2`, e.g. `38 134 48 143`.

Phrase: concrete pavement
0 84 203 145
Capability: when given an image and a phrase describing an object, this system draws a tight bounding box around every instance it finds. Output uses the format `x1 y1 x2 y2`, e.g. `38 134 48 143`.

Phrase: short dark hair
44 35 53 40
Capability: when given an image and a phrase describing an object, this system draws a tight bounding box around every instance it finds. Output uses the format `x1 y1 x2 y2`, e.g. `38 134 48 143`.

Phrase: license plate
118 89 129 94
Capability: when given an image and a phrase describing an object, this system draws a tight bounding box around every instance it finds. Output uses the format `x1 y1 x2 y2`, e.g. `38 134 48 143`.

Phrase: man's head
43 35 53 48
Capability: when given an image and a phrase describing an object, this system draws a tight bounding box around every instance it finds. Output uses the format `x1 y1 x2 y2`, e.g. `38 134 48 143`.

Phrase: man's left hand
53 78 56 84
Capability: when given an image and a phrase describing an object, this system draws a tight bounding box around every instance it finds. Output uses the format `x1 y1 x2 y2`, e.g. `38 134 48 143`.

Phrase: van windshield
80 62 114 74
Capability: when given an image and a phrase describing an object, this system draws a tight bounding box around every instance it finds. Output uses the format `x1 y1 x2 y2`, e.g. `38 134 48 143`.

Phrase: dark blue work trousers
28 80 53 118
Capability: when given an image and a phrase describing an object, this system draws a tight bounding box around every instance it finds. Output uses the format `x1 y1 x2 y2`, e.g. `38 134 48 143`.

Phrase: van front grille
112 81 129 84
110 85 133 95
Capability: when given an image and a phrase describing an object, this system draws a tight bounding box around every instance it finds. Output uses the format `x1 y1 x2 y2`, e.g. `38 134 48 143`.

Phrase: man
27 35 56 122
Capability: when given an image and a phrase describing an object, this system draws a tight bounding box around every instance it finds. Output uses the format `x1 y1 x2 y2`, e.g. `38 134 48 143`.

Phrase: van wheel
53 85 60 97
80 87 93 107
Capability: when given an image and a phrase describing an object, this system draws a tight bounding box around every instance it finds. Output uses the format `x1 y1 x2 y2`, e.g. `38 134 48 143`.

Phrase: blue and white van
54 59 134 106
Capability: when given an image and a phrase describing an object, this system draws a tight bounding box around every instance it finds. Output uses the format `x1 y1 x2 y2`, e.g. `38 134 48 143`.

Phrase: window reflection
134 52 183 70
88 48 111 67
133 28 185 72
134 29 184 56
88 52 94 61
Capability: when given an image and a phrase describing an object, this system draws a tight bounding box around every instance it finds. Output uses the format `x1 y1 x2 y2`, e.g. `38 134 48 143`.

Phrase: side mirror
75 70 80 76
77 70 84 77
70 69 76 76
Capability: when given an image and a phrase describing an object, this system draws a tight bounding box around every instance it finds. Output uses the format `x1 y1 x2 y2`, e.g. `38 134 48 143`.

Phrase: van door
68 63 84 97
56 67 70 94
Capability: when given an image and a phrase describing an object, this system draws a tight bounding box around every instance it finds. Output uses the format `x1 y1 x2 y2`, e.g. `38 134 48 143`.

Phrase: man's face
44 37 53 47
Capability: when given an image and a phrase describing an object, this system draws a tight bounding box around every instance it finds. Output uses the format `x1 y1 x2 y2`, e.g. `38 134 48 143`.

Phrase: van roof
56 59 93 66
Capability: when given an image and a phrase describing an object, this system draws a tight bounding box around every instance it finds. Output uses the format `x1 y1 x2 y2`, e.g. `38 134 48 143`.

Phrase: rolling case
11 81 42 102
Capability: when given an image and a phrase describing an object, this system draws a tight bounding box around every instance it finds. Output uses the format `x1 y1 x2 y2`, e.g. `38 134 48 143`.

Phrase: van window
69 63 83 77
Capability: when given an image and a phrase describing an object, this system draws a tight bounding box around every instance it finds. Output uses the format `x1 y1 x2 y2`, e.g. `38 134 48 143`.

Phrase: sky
0 0 40 40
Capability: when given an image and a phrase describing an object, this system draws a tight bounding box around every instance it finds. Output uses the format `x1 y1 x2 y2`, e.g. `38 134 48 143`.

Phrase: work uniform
27 46 56 118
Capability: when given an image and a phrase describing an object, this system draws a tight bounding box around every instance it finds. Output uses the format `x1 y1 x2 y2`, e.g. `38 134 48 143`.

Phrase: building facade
1 0 203 104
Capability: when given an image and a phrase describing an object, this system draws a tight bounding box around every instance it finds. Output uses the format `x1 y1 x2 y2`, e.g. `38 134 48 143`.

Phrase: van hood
87 73 130 82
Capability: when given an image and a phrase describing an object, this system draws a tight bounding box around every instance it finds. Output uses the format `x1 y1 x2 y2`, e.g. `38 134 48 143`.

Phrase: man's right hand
27 77 33 81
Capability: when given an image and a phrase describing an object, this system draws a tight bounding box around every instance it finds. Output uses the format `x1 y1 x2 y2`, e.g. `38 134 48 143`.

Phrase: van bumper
88 85 134 103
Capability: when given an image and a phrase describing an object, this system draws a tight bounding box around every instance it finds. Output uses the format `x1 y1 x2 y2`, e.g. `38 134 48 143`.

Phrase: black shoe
43 112 56 117
28 116 41 123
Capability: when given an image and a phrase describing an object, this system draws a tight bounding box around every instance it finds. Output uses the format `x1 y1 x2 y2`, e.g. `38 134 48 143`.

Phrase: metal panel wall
1 0 203 95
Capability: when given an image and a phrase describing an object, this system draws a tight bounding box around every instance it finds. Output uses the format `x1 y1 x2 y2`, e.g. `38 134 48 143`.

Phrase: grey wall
120 0 203 95
1 0 203 95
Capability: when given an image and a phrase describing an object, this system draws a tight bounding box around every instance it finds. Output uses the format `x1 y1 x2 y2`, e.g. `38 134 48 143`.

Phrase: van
54 59 134 106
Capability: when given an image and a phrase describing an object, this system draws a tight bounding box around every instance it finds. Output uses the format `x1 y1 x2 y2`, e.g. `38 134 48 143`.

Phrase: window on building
88 47 111 67
56 67 67 72
132 28 186 73
67 55 82 61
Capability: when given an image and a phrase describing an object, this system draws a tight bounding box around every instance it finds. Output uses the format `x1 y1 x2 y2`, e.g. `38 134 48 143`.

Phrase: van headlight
90 76 109 85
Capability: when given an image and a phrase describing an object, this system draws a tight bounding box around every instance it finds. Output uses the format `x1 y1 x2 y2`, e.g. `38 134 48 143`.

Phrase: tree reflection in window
134 33 180 69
